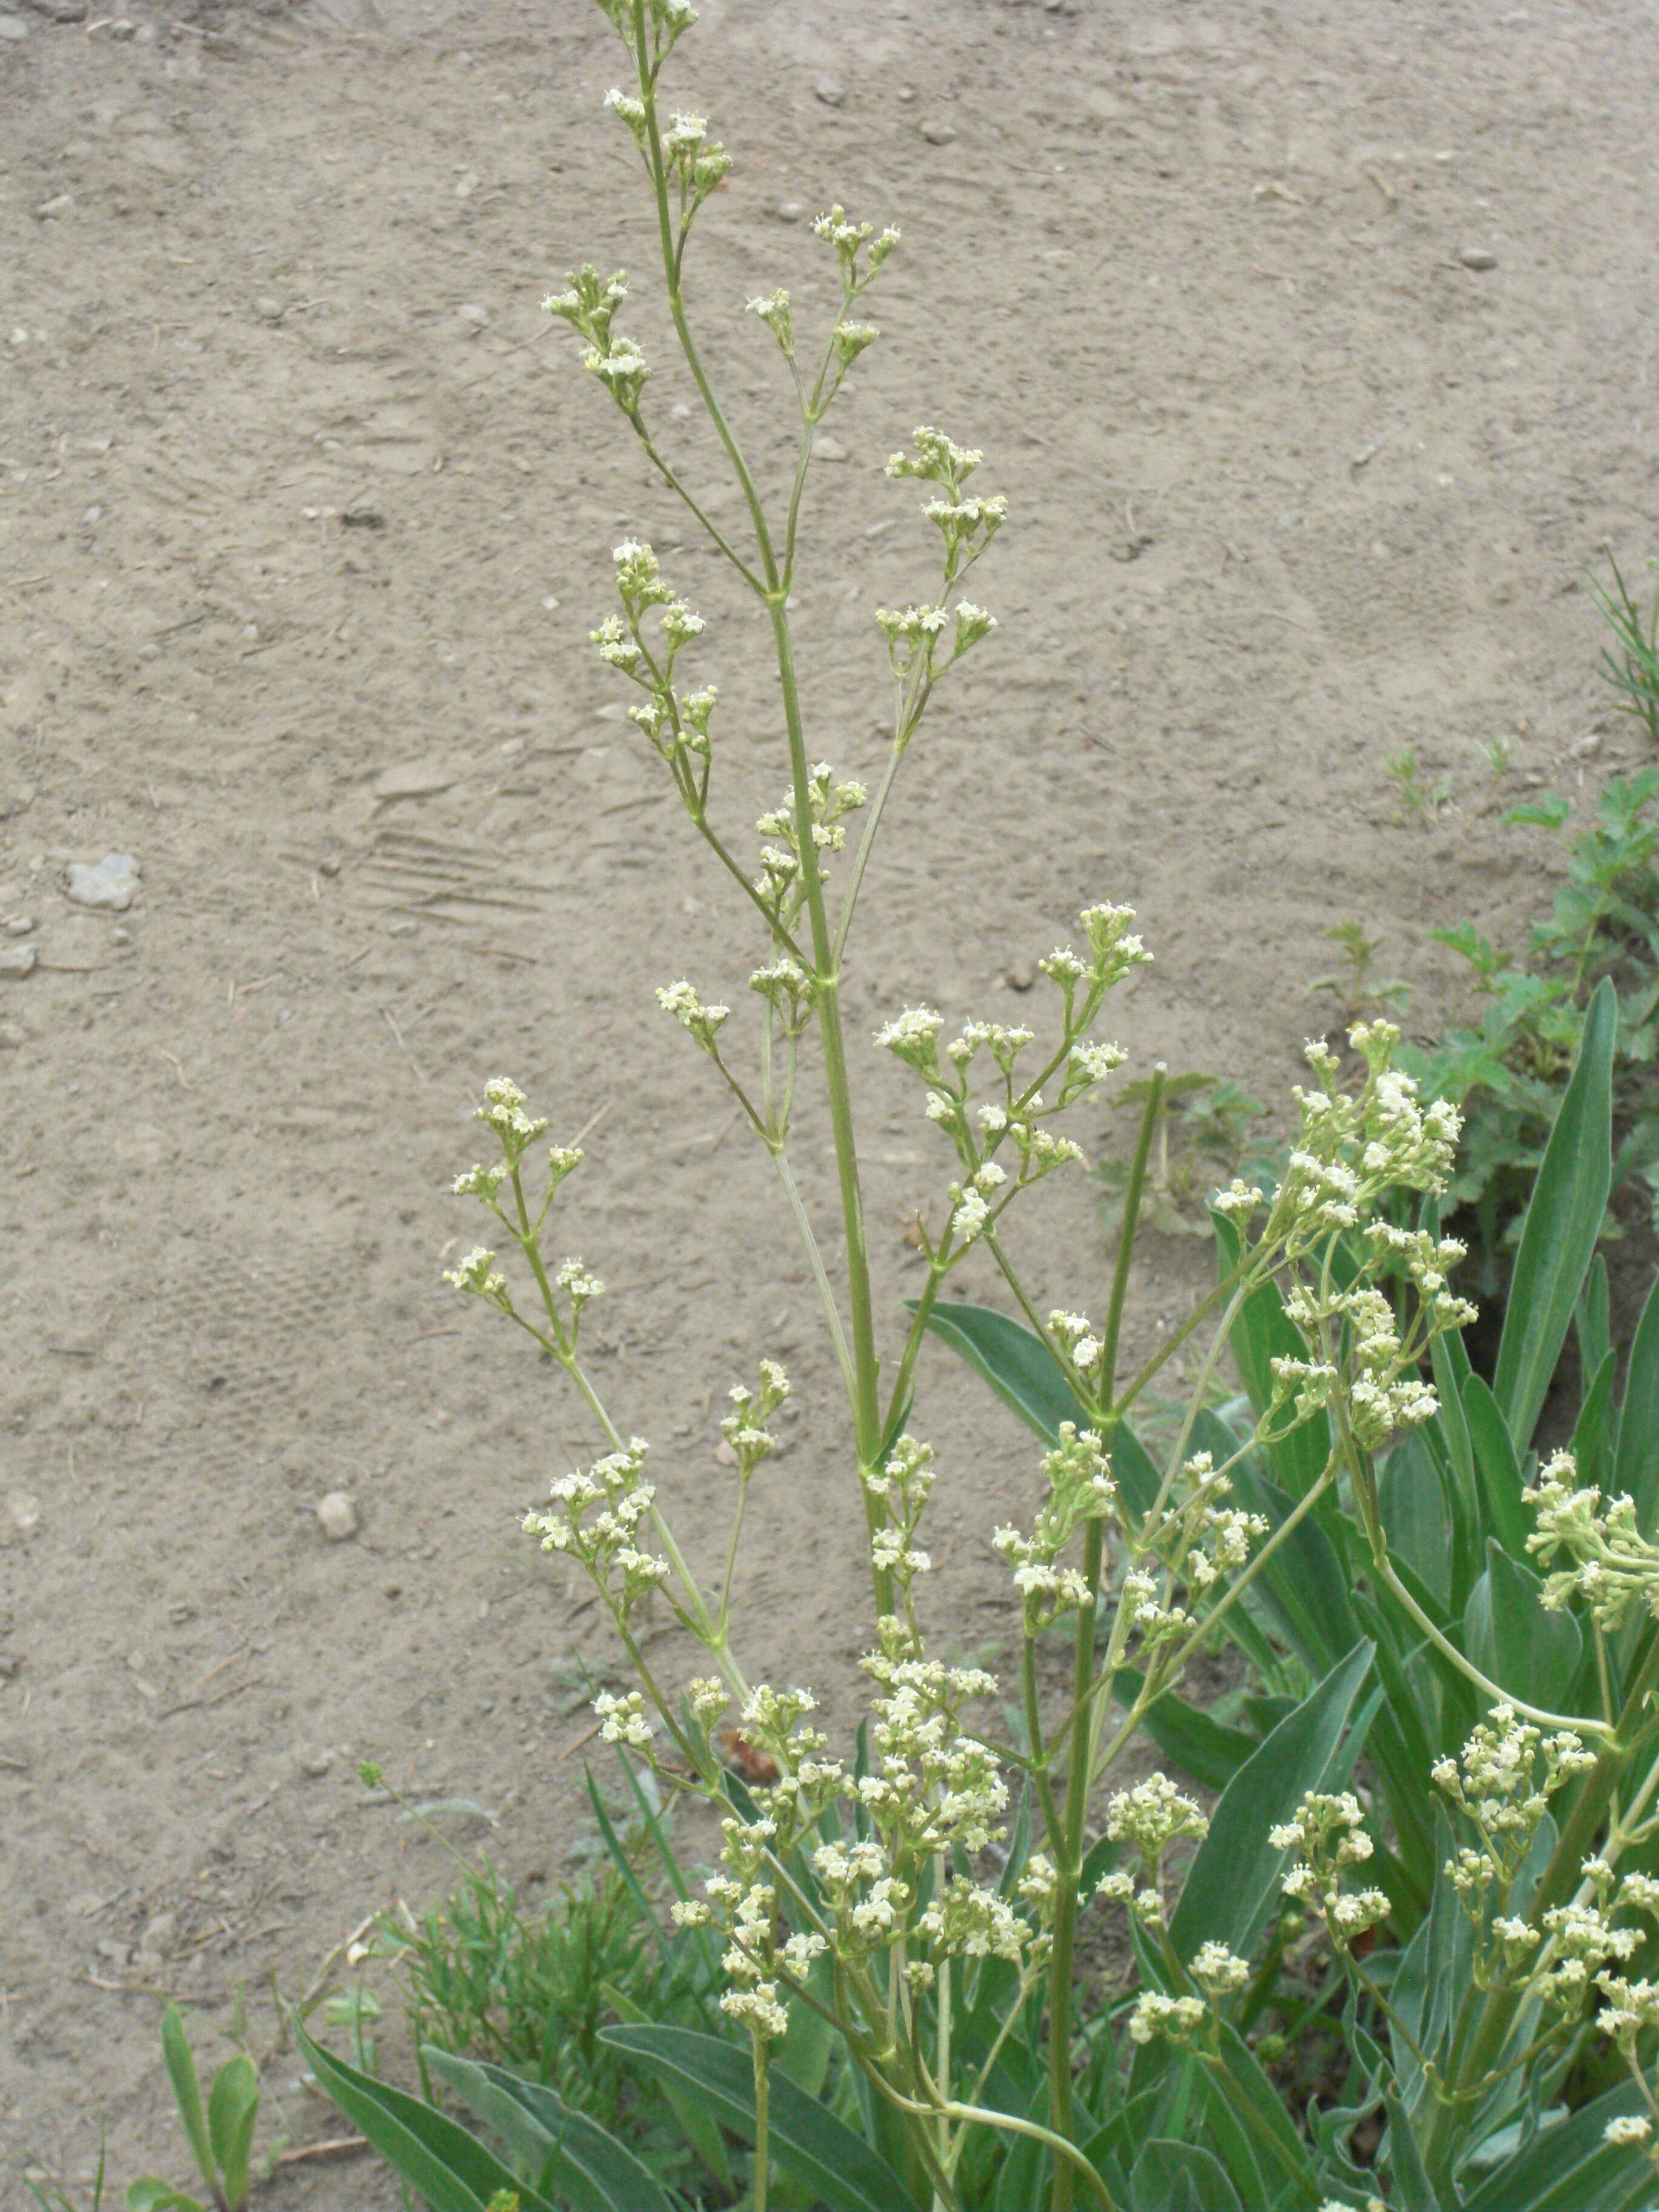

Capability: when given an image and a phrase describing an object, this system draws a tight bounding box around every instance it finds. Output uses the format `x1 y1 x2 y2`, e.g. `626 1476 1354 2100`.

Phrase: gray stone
0 944 36 979
814 77 844 106
0 18 28 39
922 121 958 146
342 497 384 529
25 0 86 18
65 853 139 911
1458 246 1497 271
252 295 283 322
317 1491 360 1542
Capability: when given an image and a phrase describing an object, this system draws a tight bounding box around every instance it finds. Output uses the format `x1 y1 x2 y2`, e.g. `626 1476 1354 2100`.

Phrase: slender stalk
752 2034 770 2212
1099 1068 1164 1409
772 1147 857 1409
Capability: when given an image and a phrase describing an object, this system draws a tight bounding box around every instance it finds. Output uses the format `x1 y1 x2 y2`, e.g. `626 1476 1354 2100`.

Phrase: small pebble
772 199 804 222
66 853 139 911
0 943 38 979
8 1494 41 1533
342 497 385 529
455 301 489 332
318 854 341 876
1005 961 1037 993
316 1491 360 1543
5 916 33 936
816 434 849 463
0 17 28 39
109 16 133 34
921 121 958 146
26 0 87 18
814 76 844 106
35 193 75 219
252 295 283 322
0 1020 22 1047
1458 246 1497 271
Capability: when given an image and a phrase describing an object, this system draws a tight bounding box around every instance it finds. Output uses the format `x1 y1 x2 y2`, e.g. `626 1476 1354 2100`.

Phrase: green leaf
1503 796 1573 831
915 1299 1160 1516
1128 2139 1241 2212
292 2019 551 2212
159 2006 215 2200
1493 976 1617 1448
601 1982 734 2193
1168 1641 1374 1962
600 2025 922 2212
1572 1347 1618 1491
916 1301 1083 1441
424 2049 673 2212
1615 1271 1659 1533
1383 2074 1441 2211
1112 1669 1258 1793
1461 1372 1531 1561
205 2056 258 2212
1212 1217 1330 1504
1461 2080 1658 2211
1576 1252 1611 1382
124 2188 206 2212
1463 1539 1583 1718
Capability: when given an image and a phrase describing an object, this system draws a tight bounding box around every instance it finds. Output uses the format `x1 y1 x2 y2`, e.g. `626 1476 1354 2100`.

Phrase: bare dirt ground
1 0 1656 2196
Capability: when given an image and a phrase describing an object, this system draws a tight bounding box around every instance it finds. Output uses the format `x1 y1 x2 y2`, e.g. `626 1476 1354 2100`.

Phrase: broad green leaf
602 1983 733 2193
124 2188 204 2212
1384 2074 1441 2211
1128 2139 1241 2212
1461 2079 1657 2211
1615 1271 1659 1532
1225 1459 1355 1672
159 2005 215 2200
1168 1641 1374 1962
1379 1435 1452 1610
1461 1372 1531 1561
1576 1252 1611 1381
205 2055 258 2212
600 2025 922 2212
1464 1540 1583 1712
1571 1347 1618 1491
1493 975 1616 1447
1113 1668 1257 1793
916 1300 1084 1439
915 1299 1160 1515
1207 2022 1321 2200
1213 1216 1331 1504
293 2019 550 2212
424 2049 673 2212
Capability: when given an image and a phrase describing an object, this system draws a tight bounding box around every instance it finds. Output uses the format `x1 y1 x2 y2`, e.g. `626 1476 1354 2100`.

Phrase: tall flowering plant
295 7 1659 2209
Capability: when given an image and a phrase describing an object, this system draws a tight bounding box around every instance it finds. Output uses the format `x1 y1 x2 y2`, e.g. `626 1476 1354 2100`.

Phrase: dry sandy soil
1 0 1656 2197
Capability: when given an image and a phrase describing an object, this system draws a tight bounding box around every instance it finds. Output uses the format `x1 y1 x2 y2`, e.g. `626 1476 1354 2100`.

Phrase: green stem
1100 1067 1164 1407
752 2033 770 2212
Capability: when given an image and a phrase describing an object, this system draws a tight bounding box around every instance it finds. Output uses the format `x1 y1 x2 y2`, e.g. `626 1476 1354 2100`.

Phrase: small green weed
126 2005 258 2212
1591 552 1659 746
1384 741 1453 826
1404 767 1659 1275
1309 920 1410 1028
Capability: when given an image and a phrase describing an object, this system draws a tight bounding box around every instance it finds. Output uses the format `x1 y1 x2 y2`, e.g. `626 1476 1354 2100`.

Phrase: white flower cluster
1433 1704 1596 1906
1272 1283 1439 1450
1128 1991 1205 2047
1267 1027 1461 1258
659 107 731 216
992 1424 1117 1634
860 1632 1007 1858
862 1435 938 1607
656 977 731 1054
1099 1774 1209 1929
813 203 900 294
521 1437 671 1625
752 762 866 924
1144 1450 1269 1601
720 1359 791 1483
1525 1450 1659 1631
916 1879 1027 1965
1271 1791 1390 1946
591 0 698 70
